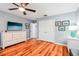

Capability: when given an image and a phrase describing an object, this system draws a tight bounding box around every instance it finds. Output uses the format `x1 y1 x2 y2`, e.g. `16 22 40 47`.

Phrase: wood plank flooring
0 39 70 56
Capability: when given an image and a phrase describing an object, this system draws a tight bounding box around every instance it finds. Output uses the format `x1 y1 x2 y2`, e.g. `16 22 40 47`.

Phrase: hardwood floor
0 39 70 56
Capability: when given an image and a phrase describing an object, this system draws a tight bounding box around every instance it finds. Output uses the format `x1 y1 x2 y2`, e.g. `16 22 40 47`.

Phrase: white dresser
1 31 26 49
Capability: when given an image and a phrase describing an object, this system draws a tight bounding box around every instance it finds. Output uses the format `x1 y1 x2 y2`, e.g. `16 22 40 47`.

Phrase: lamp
68 25 78 38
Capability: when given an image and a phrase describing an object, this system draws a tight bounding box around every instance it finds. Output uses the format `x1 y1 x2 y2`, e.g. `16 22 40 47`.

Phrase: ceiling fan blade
8 8 18 10
25 8 36 12
23 11 26 15
12 3 19 7
25 3 29 6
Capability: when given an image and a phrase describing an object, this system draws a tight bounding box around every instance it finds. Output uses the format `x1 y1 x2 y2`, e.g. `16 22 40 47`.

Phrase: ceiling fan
8 3 36 15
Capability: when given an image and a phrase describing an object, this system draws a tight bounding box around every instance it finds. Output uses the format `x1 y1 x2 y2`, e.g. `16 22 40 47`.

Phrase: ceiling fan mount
8 3 36 15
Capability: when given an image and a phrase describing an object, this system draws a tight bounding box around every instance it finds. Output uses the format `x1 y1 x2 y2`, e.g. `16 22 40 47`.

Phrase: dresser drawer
2 32 13 41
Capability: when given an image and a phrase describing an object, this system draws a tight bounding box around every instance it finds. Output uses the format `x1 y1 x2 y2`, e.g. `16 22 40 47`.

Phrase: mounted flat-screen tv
7 21 22 31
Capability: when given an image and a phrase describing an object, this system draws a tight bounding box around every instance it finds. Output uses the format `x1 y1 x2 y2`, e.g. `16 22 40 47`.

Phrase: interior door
38 20 55 42
30 23 37 38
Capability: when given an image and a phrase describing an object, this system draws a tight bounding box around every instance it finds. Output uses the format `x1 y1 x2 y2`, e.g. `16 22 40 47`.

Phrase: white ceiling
0 3 79 20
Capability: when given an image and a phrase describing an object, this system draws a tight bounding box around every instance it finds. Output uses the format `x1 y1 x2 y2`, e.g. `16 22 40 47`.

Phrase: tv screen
7 21 22 31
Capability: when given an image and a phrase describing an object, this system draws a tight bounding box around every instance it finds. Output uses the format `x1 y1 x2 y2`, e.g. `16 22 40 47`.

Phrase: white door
30 23 37 38
38 20 55 42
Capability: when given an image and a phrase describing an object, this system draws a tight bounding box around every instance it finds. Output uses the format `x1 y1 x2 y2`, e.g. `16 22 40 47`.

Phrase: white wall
54 12 76 44
0 11 30 47
37 11 76 44
0 11 30 31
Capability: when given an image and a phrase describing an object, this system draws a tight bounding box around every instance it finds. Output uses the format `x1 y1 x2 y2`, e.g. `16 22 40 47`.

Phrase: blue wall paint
54 12 76 44
37 11 76 44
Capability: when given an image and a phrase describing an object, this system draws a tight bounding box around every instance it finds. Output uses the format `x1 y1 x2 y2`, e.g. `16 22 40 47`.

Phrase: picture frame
58 26 65 31
55 21 61 26
62 20 70 26
25 23 30 29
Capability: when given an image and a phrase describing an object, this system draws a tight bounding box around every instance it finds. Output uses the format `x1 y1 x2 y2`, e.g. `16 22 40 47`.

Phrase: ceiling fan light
19 7 25 12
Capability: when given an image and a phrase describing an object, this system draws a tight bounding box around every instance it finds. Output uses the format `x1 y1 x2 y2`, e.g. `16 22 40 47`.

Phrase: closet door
38 20 55 42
